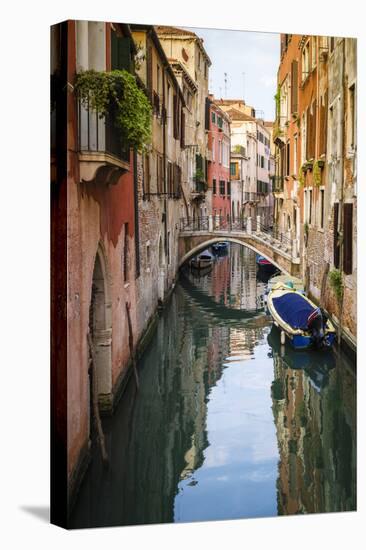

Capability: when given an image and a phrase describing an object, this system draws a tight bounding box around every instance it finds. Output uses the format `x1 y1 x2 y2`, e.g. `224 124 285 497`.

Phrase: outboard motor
307 308 325 349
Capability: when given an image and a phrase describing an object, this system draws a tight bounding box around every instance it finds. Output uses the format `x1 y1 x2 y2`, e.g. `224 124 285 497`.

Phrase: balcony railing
244 192 259 202
78 100 130 164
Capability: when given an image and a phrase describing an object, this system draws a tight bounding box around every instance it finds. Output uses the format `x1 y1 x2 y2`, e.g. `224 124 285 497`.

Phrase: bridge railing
179 215 298 259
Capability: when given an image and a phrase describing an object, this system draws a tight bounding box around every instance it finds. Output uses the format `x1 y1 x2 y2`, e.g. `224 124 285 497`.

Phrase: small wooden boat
267 283 336 349
267 274 305 294
190 249 214 270
212 242 229 255
264 275 305 312
256 254 277 274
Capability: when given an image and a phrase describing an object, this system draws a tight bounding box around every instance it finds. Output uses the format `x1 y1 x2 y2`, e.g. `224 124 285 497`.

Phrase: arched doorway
89 246 112 413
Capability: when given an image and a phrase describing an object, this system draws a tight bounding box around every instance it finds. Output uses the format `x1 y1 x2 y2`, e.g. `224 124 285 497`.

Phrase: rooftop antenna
224 72 228 98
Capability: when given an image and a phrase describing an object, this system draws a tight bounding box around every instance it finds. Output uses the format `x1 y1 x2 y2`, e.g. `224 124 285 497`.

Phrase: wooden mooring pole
87 331 109 467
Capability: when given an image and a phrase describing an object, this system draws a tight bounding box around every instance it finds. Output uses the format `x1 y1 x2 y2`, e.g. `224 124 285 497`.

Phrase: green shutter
111 31 132 72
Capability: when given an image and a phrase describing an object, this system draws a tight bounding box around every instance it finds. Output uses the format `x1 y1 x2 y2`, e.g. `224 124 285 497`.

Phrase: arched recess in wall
89 243 113 412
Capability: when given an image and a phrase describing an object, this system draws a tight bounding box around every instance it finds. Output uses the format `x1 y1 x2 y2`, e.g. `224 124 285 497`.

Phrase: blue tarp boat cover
272 292 317 330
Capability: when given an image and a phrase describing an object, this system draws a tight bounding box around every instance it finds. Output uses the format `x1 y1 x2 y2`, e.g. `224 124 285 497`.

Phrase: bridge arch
178 236 290 276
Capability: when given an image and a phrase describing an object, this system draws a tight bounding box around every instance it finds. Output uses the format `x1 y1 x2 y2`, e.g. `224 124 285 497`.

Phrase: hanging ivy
74 69 152 151
329 269 343 302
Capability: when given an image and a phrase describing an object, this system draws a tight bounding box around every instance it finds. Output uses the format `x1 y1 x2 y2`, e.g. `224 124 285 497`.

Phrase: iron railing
78 100 130 163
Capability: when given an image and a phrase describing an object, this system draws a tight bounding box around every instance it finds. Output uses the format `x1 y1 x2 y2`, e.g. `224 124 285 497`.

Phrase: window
294 135 298 175
213 178 217 195
286 142 290 176
157 154 164 193
219 180 225 195
230 162 236 177
319 189 325 229
343 203 353 274
227 181 231 196
301 111 307 163
291 60 298 114
261 155 264 169
157 64 160 95
212 111 216 124
302 41 310 82
333 203 340 268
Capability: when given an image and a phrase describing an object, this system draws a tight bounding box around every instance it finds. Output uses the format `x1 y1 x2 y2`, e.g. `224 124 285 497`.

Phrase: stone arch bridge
178 216 301 277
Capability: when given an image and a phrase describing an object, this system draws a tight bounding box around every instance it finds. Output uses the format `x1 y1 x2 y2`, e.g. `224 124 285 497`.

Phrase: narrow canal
70 243 356 528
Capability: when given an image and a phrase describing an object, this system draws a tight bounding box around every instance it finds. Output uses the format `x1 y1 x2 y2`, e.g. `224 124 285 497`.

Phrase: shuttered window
180 110 185 148
343 203 353 274
173 95 180 140
306 100 316 160
111 31 132 72
333 203 340 268
291 60 298 114
319 91 328 155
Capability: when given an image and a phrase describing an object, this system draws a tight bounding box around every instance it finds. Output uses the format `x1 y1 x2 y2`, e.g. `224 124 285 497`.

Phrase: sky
185 26 280 122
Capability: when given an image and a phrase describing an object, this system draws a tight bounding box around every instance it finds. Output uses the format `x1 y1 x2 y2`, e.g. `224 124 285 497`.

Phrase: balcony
78 101 130 185
191 180 207 202
244 192 259 203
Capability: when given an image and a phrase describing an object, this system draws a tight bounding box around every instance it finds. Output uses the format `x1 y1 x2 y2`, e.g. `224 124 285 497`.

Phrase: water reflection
70 244 356 528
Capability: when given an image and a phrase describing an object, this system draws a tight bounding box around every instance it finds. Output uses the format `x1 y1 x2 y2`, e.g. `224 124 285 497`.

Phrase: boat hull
268 285 336 350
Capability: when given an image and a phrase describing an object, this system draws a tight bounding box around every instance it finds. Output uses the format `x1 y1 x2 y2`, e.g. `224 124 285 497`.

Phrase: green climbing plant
74 69 152 151
329 269 343 302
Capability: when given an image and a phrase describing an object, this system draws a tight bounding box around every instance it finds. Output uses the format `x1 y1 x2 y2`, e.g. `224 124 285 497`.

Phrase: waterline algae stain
70 245 356 528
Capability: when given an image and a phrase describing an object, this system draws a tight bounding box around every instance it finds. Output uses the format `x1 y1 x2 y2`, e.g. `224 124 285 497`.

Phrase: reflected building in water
270 328 356 515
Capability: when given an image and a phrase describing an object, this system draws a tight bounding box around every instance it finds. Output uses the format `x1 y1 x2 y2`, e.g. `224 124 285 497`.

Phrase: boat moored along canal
267 283 336 350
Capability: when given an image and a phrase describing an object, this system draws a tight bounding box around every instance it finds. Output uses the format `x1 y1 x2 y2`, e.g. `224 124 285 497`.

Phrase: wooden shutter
343 203 353 274
173 95 178 139
333 203 340 268
146 42 153 101
205 97 210 130
319 90 328 156
291 60 298 114
181 110 185 148
111 31 132 71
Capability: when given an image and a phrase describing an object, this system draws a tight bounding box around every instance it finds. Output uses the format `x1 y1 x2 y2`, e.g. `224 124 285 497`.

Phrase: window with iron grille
219 180 225 195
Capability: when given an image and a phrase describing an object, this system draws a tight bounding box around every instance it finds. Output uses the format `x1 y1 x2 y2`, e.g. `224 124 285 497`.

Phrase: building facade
207 97 231 223
274 34 357 348
156 26 211 221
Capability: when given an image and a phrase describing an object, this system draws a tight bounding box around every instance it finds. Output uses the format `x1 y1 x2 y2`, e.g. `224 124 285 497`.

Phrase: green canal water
70 244 356 528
